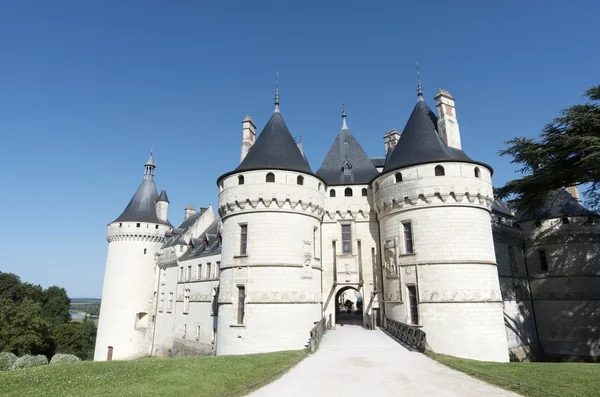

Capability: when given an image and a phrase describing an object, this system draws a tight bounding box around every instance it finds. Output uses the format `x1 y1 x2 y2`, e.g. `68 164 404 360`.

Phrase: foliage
70 303 101 316
0 298 54 356
41 286 71 325
0 352 17 371
11 354 48 370
0 273 43 303
50 353 81 365
53 320 97 360
344 299 353 312
497 85 600 214
0 350 306 397
429 353 600 397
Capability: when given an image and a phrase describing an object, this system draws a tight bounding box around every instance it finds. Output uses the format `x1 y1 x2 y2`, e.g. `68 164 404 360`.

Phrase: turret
156 188 169 222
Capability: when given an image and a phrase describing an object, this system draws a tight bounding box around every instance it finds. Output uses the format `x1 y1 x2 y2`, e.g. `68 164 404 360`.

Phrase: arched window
266 172 275 183
374 182 379 192
474 167 480 178
562 217 570 224
345 187 353 197
238 175 244 185
297 175 304 185
361 188 367 197
330 189 336 198
318 183 322 191
395 172 403 183
434 165 445 176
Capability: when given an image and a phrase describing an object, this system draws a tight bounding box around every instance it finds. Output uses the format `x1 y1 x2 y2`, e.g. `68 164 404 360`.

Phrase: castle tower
156 188 170 222
215 86 326 355
94 152 172 361
372 79 509 362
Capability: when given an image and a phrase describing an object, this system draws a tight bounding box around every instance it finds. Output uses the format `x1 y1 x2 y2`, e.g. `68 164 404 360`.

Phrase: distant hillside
71 298 101 304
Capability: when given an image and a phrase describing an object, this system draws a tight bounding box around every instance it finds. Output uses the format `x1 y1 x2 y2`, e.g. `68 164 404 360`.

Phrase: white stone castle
94 81 600 363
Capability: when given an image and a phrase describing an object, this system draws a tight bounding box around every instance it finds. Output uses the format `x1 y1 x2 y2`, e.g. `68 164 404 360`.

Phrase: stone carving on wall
385 291 402 302
384 238 398 276
421 289 501 303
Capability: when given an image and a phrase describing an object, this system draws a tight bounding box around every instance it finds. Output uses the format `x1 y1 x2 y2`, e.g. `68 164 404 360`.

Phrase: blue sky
1 1 598 298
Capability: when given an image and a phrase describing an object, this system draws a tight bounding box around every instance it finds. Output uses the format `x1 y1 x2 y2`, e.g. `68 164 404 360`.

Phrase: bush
50 353 81 365
11 354 48 370
0 352 18 371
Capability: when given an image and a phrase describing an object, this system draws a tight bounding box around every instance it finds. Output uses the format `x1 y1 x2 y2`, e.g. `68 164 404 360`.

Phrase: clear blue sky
1 1 598 298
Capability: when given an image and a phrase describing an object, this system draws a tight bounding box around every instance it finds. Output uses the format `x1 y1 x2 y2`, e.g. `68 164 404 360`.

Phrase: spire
144 151 155 180
341 100 348 130
417 62 424 101
274 72 280 113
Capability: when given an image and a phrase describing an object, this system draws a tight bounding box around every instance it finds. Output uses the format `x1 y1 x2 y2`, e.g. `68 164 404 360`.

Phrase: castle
94 81 600 363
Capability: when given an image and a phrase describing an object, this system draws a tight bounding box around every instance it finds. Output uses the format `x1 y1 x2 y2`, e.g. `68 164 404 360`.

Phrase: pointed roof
112 179 170 225
382 100 490 174
217 111 314 183
157 188 169 203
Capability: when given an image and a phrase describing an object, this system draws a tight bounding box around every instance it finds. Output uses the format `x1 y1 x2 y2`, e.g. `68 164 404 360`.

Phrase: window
197 264 202 280
313 227 317 257
297 175 304 185
179 267 184 282
539 250 548 272
155 225 159 229
508 245 518 273
183 324 187 338
318 183 322 191
562 217 570 224
215 262 220 278
474 167 480 178
361 188 367 197
341 224 352 255
211 287 219 316
159 293 164 312
143 248 147 255
266 172 275 182
184 289 190 313
237 286 246 324
186 265 192 281
330 189 336 198
168 293 174 311
403 222 414 254
206 263 212 279
374 182 379 192
434 165 445 176
407 285 419 325
395 172 403 183
533 220 542 228
136 223 141 228
344 187 353 197
240 224 248 255
119 223 122 227
196 325 201 341
238 175 244 185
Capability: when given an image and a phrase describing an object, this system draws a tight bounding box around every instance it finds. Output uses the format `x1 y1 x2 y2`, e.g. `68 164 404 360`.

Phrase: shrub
0 352 18 371
50 354 81 365
11 354 48 370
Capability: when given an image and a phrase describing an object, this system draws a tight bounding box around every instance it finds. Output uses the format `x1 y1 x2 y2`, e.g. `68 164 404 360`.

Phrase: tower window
474 167 481 178
237 286 246 324
155 225 159 229
318 183 322 191
136 223 141 228
341 224 352 255
533 220 542 228
361 188 367 197
240 224 248 255
266 172 275 183
344 187 353 197
330 189 336 198
374 182 379 192
143 248 147 255
402 222 414 254
407 285 419 325
562 217 570 224
539 250 548 272
238 175 244 185
297 175 304 185
119 223 122 227
395 172 403 183
434 165 445 176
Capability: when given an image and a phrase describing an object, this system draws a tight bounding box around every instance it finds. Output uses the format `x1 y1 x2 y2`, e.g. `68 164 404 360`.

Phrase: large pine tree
497 85 600 214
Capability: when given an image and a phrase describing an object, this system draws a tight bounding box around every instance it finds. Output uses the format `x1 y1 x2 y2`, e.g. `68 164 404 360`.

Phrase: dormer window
362 188 367 197
345 187 353 197
266 172 275 183
330 189 336 198
434 165 445 176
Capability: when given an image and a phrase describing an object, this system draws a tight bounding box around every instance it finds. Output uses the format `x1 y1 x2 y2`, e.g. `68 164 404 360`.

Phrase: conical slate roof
157 188 170 203
317 126 378 185
217 111 313 183
382 99 489 174
112 179 170 225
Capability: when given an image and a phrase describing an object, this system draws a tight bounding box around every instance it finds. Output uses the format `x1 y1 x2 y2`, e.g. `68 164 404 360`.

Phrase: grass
0 350 306 397
428 353 600 397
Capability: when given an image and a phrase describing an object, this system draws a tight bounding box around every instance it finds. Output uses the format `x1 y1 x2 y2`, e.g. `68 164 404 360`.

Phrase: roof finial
274 71 280 113
341 100 348 129
417 62 424 101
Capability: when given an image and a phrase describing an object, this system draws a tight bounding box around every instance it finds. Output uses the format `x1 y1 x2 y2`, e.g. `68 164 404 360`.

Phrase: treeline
70 303 101 316
0 272 96 360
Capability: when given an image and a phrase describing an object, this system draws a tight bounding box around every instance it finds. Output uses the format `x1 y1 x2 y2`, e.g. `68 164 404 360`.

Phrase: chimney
184 205 197 220
434 89 462 150
240 115 256 162
383 129 400 156
566 185 582 203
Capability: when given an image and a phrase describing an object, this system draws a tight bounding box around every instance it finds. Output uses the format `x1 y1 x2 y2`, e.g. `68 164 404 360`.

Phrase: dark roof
492 199 516 219
317 127 379 185
112 179 170 225
382 99 491 175
157 188 169 203
177 207 207 231
517 189 594 222
371 157 386 168
217 111 315 184
179 220 222 261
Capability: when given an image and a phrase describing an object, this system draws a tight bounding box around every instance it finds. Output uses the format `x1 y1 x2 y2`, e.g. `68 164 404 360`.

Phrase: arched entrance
335 286 363 326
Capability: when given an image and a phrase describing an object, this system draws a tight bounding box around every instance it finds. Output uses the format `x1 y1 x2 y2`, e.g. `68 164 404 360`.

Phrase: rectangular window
197 264 203 280
168 293 174 311
539 250 548 272
240 224 248 255
237 286 246 324
159 293 164 312
215 262 220 278
407 285 419 325
179 267 184 282
186 265 192 281
403 222 414 254
313 227 317 257
196 325 200 341
184 289 190 313
211 288 218 316
206 263 212 279
341 224 352 255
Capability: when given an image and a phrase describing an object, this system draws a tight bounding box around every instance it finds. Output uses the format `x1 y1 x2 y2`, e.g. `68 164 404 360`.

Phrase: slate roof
112 179 171 226
371 157 386 168
517 189 595 222
157 188 170 203
382 99 491 175
317 125 379 185
177 207 207 231
179 219 222 261
217 111 315 183
492 199 516 219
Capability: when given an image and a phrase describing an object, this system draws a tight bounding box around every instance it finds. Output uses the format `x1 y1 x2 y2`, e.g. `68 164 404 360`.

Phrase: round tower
156 187 170 222
94 153 171 361
215 90 326 355
372 84 509 362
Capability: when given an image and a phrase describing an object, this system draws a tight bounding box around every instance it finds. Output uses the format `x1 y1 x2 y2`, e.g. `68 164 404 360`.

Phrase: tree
52 320 97 360
497 85 600 214
0 273 43 303
0 298 53 356
42 286 71 325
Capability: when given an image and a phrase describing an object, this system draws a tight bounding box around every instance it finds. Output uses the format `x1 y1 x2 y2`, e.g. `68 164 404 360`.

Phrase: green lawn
0 350 306 397
428 353 600 397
